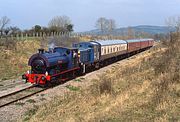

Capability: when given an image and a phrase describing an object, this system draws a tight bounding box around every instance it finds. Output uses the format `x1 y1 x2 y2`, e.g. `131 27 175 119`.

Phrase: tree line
0 15 74 38
2 15 176 40
0 15 119 38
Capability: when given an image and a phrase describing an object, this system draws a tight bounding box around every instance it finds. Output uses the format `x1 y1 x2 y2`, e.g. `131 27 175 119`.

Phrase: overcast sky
0 0 180 32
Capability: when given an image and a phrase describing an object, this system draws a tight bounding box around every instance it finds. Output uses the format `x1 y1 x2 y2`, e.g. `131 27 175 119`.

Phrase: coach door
72 49 79 67
94 45 100 61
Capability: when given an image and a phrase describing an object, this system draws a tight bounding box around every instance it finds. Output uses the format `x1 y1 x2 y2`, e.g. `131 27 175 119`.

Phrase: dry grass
22 35 179 122
0 39 41 81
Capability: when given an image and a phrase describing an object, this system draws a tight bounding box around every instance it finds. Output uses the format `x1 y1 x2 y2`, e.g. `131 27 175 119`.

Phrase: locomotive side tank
28 49 69 74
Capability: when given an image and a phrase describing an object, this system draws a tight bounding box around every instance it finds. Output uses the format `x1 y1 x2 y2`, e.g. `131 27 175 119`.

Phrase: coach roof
126 38 154 43
93 40 127 46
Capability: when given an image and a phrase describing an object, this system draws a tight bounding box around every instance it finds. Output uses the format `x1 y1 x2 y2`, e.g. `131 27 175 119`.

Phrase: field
21 36 179 121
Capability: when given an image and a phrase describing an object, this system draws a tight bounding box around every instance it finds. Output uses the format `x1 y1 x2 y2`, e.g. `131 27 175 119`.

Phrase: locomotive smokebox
38 48 45 54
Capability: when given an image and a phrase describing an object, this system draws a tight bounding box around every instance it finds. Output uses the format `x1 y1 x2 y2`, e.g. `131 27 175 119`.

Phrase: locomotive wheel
95 63 100 69
39 80 52 88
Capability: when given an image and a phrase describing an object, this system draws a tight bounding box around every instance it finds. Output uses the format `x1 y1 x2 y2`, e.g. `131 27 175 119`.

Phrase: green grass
26 99 36 103
40 98 46 101
74 79 82 82
15 102 25 106
23 106 38 121
40 94 45 97
79 77 85 80
65 85 80 91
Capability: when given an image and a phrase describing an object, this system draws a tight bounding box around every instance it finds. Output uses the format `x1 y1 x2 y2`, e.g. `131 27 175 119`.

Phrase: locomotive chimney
38 48 44 54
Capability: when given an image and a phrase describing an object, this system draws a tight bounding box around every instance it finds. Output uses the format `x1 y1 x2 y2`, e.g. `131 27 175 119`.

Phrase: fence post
25 33 28 40
43 32 46 37
21 33 23 40
11 35 13 40
60 32 62 37
40 32 43 38
16 34 18 40
51 32 53 37
33 33 35 38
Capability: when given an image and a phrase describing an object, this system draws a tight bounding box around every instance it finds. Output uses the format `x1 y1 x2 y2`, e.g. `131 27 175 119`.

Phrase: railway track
0 85 46 108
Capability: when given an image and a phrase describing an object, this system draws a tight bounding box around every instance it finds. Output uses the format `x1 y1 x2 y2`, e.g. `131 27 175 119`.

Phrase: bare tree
48 16 71 31
9 26 21 35
166 16 180 41
127 27 135 39
107 19 116 32
96 17 117 34
0 16 10 36
95 17 108 33
166 16 180 32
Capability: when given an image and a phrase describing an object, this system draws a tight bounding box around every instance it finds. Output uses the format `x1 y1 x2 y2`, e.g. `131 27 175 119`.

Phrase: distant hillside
82 25 175 35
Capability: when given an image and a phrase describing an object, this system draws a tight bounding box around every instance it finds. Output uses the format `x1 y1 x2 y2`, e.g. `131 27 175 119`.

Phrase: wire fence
0 32 95 41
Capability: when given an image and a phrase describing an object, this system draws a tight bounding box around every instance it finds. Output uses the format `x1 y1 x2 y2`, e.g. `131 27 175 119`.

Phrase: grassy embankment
0 40 41 81
25 36 179 121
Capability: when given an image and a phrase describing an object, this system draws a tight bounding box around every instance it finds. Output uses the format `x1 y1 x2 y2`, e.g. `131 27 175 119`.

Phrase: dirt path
0 47 161 122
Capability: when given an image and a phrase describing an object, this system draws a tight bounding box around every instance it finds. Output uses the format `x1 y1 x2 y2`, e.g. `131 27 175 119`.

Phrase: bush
99 75 113 95
0 38 17 50
152 32 180 106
